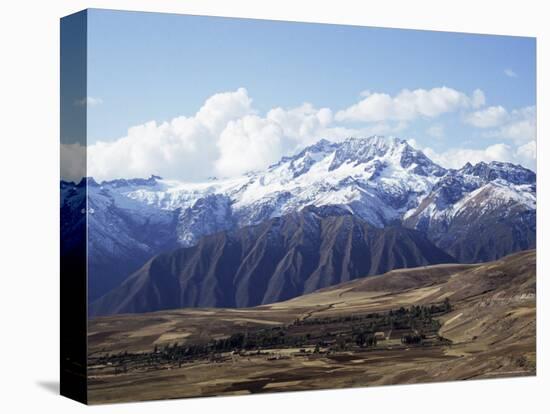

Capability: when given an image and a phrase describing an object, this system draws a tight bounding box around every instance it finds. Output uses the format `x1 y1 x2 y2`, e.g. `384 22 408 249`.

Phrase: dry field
87 250 536 404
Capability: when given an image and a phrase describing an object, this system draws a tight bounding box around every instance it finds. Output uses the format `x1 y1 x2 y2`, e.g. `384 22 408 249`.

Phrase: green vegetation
90 300 452 374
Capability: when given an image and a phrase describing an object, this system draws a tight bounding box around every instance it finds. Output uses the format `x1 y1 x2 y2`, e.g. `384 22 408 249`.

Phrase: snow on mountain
404 160 535 226
61 136 536 299
117 136 447 236
66 135 536 248
62 177 178 300
403 160 535 262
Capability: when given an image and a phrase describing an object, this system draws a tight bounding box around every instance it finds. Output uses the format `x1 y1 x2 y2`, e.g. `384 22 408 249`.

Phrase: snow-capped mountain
90 207 455 316
116 136 448 240
61 177 178 300
404 160 536 262
60 136 536 300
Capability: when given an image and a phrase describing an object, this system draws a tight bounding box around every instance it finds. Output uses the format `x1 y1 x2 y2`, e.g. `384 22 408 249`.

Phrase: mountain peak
340 135 404 152
264 136 447 187
325 136 445 177
459 160 535 185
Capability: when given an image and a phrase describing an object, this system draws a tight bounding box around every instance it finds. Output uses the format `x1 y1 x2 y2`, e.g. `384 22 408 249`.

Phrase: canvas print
60 9 536 404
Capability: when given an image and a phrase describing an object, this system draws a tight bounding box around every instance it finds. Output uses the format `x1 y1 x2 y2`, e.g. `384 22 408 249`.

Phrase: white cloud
463 105 536 150
215 115 285 176
85 87 535 181
471 89 486 108
335 87 485 123
517 140 536 163
87 89 373 181
74 96 103 107
504 68 518 78
484 106 536 144
213 103 409 176
88 117 215 182
416 105 536 170
266 103 333 146
497 118 535 143
195 88 253 134
423 144 511 169
422 141 536 171
426 124 444 139
87 88 254 182
464 105 509 128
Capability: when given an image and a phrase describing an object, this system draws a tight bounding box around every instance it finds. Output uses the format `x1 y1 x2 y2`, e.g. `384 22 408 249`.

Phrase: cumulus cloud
482 106 536 144
422 141 536 171
88 88 254 181
89 118 212 182
517 140 536 161
335 87 485 123
407 139 527 170
423 144 511 169
266 103 333 147
213 102 407 177
84 87 535 181
464 105 509 128
87 89 373 181
215 115 285 176
195 88 254 134
417 104 536 171
493 106 536 143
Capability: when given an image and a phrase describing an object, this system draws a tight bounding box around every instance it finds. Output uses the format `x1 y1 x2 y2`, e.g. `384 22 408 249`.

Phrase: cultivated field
87 250 536 404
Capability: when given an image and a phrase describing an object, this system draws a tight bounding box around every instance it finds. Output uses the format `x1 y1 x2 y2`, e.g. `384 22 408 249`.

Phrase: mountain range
60 136 536 312
90 206 454 316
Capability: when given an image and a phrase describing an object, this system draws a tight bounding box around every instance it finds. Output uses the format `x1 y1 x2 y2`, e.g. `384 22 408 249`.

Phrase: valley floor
87 250 536 404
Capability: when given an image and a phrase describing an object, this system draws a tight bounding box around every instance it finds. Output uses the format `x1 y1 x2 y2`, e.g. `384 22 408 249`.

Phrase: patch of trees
401 334 423 345
89 299 453 373
353 331 378 348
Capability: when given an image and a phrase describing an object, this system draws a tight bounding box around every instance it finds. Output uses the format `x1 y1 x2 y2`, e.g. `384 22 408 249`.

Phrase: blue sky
80 8 536 181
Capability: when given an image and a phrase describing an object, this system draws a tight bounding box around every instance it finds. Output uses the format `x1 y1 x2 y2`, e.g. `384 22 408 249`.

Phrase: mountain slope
404 161 536 262
90 207 454 316
62 178 179 300
87 250 535 403
62 136 536 299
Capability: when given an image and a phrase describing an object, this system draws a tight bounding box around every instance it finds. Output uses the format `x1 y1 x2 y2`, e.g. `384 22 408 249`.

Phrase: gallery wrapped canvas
60 9 536 405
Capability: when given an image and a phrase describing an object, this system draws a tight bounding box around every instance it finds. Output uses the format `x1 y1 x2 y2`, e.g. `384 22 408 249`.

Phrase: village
88 300 453 376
